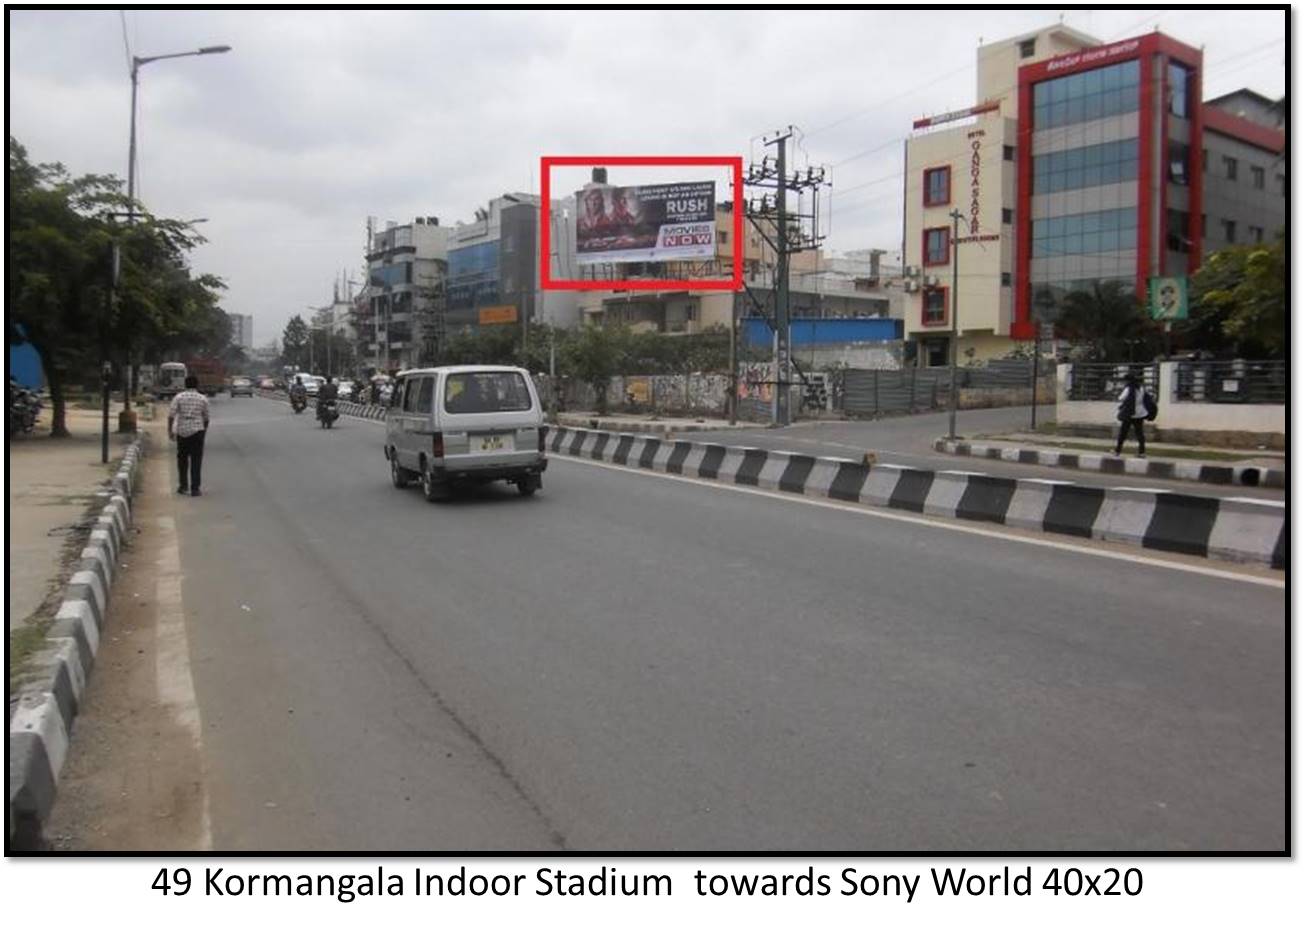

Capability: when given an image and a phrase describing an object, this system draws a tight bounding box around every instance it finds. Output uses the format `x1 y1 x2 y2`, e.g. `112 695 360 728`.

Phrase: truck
185 357 226 397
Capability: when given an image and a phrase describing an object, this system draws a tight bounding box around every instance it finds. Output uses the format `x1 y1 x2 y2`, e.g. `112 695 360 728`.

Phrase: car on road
336 381 354 400
301 376 323 397
257 376 276 390
385 365 546 501
230 377 254 397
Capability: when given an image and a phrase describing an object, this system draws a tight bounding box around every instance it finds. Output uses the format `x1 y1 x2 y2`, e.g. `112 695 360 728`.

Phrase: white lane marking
155 513 213 850
556 454 1284 590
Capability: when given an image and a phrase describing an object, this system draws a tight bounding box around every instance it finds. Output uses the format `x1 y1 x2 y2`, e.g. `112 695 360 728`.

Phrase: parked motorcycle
8 380 41 436
317 399 339 429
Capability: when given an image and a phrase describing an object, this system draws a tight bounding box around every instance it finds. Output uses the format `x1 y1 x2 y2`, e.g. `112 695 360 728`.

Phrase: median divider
935 437 1286 489
549 426 1285 570
9 434 147 850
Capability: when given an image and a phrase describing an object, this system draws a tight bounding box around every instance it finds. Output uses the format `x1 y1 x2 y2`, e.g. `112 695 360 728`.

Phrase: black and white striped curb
934 438 1286 490
549 427 1285 570
8 436 146 849
256 389 387 421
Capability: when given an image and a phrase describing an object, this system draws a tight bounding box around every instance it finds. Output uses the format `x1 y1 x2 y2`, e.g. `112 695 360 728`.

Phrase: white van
384 365 547 501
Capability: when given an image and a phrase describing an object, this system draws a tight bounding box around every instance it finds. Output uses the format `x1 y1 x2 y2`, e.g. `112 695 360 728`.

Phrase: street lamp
128 45 231 221
121 43 229 433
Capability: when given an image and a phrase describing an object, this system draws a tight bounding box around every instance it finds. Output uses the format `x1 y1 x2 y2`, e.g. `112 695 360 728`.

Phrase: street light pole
123 44 230 428
947 209 963 441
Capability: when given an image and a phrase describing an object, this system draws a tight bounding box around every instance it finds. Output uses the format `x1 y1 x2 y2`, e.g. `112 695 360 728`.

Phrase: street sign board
1039 323 1056 341
1149 276 1188 320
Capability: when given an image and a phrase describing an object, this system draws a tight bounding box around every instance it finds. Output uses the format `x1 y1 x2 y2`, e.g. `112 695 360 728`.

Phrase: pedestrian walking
1114 372 1155 457
168 375 211 495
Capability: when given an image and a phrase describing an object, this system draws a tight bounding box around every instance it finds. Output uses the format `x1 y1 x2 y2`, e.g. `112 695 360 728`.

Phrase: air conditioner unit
924 275 940 287
903 280 919 293
905 265 921 278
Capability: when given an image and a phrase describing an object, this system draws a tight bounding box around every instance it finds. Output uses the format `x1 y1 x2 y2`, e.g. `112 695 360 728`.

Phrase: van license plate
473 434 512 452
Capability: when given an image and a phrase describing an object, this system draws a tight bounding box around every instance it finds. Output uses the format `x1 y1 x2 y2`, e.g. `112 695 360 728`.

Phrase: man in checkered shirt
168 375 211 496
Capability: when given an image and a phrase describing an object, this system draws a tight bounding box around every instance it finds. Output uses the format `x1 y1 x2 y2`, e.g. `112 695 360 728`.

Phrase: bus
153 362 187 400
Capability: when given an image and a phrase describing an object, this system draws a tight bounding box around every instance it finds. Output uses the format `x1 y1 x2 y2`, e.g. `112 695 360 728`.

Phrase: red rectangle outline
540 155 744 292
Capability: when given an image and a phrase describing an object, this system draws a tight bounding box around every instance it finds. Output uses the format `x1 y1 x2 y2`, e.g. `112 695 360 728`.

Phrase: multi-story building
902 24 1285 366
577 208 904 333
356 217 448 373
225 312 254 351
444 193 580 339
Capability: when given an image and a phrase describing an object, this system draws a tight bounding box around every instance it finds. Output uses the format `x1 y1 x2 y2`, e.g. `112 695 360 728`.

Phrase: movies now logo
660 223 714 247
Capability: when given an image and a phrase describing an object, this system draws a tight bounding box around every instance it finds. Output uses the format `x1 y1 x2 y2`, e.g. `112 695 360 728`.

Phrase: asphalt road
700 407 1285 500
167 396 1284 851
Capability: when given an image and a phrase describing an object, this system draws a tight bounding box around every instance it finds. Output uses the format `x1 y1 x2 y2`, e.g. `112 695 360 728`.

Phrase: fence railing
1064 363 1159 402
1174 360 1285 404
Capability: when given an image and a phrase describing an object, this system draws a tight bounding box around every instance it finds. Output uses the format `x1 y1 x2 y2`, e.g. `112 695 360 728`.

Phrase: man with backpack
1115 372 1157 457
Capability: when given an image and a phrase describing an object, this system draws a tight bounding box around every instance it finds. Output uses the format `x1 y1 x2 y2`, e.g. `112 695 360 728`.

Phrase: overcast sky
8 8 1286 346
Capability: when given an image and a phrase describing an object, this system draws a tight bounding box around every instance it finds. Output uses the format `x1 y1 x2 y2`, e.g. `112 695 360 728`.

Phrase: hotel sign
967 129 985 235
1045 39 1141 73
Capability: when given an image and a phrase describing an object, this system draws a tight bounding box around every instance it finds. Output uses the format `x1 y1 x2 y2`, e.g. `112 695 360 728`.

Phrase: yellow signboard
478 305 518 325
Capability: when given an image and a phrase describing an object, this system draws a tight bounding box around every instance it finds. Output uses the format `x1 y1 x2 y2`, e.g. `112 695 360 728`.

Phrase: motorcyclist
289 375 307 409
319 377 339 404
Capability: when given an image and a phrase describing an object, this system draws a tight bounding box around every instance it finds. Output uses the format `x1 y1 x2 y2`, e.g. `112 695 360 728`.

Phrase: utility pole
744 126 829 427
948 208 963 440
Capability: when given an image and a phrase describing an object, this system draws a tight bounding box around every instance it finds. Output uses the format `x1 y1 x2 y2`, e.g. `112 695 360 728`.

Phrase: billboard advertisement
574 181 715 265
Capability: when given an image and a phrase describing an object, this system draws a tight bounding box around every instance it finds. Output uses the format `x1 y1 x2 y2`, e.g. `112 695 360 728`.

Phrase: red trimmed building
903 25 1285 365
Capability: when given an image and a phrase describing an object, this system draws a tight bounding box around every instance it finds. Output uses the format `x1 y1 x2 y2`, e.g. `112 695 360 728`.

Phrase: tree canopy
1184 236 1285 357
8 136 229 434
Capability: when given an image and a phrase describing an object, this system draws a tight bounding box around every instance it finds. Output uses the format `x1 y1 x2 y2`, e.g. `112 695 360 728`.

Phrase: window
1223 155 1238 180
1168 62 1192 118
1032 137 1139 194
1167 209 1190 253
1031 207 1138 258
1032 60 1140 130
1003 145 1015 161
416 377 434 413
1221 219 1236 243
1019 38 1036 58
1251 166 1265 189
444 371 533 414
1002 208 1013 224
1000 272 1012 286
1249 225 1265 243
923 166 951 206
923 227 949 265
1202 148 1208 170
922 288 947 326
718 230 728 244
1168 141 1189 185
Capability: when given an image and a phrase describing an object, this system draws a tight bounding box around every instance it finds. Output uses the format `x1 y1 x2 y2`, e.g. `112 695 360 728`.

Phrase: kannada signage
478 305 518 325
575 181 716 265
1148 276 1188 321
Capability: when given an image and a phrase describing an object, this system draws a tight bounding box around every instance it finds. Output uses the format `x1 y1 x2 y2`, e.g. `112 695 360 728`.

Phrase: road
51 396 1286 851
700 407 1285 500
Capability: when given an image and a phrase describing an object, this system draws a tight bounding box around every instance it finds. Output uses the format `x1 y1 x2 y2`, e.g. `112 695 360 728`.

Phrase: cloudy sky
9 8 1286 346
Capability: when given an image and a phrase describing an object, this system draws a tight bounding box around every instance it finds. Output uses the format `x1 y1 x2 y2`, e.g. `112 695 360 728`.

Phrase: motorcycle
290 390 307 414
8 380 41 436
317 399 339 429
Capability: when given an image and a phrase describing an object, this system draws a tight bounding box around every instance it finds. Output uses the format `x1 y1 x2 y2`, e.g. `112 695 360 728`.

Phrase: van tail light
432 432 444 458
538 427 547 453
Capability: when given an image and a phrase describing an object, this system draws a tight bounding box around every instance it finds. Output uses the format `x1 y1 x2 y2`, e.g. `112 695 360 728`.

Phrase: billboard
574 181 715 265
478 305 518 325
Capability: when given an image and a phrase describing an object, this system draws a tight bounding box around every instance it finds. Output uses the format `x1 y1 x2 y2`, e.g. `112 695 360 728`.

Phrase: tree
1054 280 1160 362
560 324 630 414
1185 237 1285 357
282 315 309 370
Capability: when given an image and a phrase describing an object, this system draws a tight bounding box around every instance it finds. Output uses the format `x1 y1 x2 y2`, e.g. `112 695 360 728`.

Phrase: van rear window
444 372 532 414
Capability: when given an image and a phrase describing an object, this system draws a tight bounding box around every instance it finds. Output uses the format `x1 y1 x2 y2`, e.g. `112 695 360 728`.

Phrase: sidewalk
7 407 148 631
935 433 1286 490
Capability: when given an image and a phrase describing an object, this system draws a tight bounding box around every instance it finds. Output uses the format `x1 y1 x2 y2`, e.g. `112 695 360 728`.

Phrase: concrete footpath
8 408 141 630
936 434 1286 490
